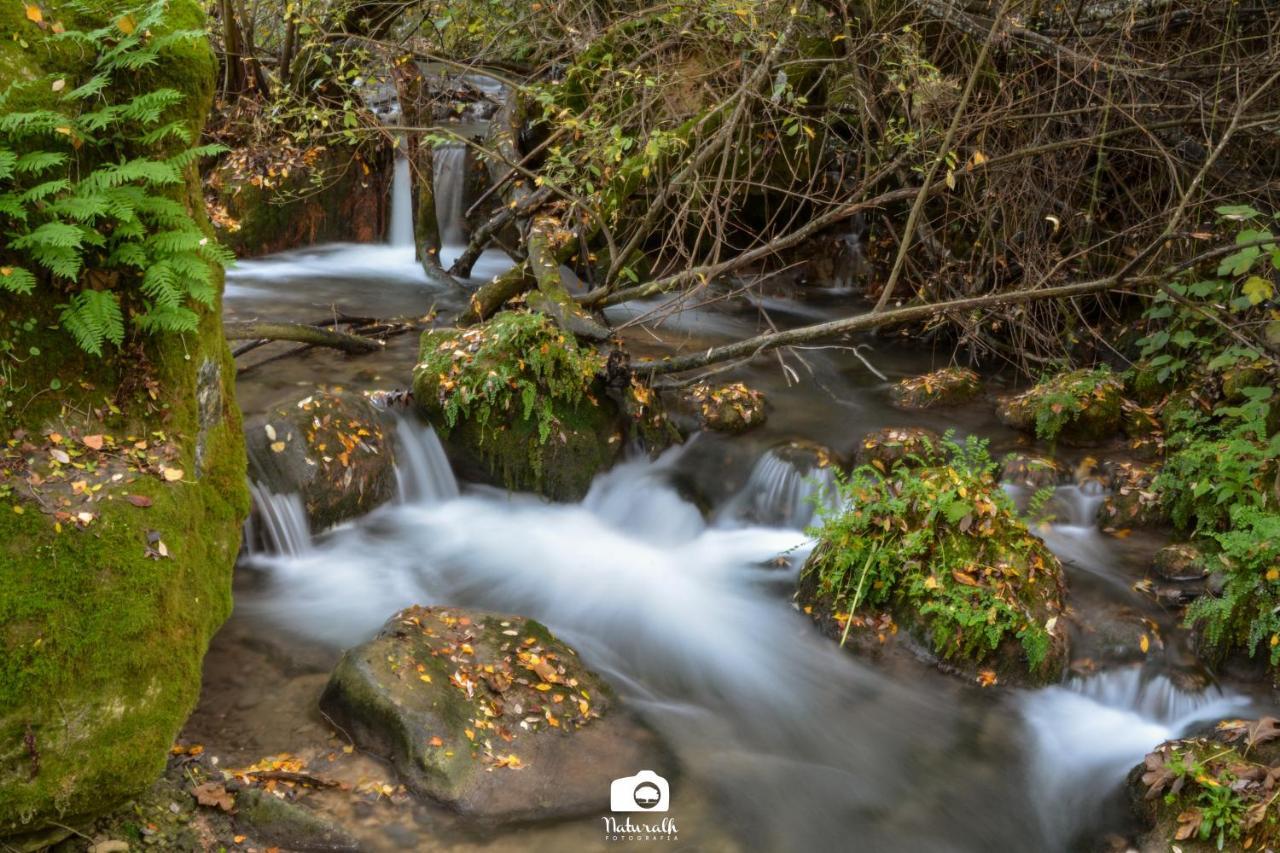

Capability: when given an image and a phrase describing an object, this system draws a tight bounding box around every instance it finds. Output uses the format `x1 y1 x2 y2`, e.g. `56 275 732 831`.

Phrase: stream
194 133 1276 852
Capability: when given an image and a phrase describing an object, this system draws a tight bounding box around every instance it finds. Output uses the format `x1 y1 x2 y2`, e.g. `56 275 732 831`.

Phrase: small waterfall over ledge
392 414 459 504
433 144 467 249
389 154 414 248
718 444 838 529
244 481 310 558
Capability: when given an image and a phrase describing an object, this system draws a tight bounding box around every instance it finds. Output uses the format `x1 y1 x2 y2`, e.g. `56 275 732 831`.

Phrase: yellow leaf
161 466 184 481
1266 568 1279 582
25 4 42 23
51 78 65 92
971 150 988 167
270 441 286 453
1139 634 1150 654
944 169 956 191
418 673 432 683
117 14 136 34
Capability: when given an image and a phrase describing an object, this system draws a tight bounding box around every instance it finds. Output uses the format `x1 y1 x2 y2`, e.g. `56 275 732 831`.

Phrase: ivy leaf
1242 275 1274 306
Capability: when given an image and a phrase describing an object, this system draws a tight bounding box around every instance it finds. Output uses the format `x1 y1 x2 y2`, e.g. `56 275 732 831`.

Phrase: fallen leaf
51 78 65 92
25 5 42 24
161 466 184 482
127 494 153 508
50 448 70 464
82 434 104 450
117 13 136 34
191 781 234 812
270 441 286 453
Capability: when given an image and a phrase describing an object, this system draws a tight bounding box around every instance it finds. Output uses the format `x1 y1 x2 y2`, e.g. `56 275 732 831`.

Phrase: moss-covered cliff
0 0 247 843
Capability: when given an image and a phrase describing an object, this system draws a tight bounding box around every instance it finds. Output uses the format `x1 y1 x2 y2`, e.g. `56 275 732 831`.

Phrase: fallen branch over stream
224 321 385 353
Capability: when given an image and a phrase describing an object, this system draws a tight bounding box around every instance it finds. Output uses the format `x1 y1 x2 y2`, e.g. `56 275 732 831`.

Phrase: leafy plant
0 0 231 356
416 310 604 445
1156 389 1279 532
1185 508 1280 666
805 434 1061 674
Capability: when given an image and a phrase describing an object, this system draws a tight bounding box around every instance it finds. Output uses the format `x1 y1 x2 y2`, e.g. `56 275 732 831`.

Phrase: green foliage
805 435 1061 674
1156 390 1279 532
1137 206 1280 387
0 0 230 356
1185 508 1280 667
416 311 604 446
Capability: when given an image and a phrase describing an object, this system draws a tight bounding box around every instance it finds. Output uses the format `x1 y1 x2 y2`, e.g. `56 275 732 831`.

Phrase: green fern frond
63 74 110 101
60 290 125 355
0 266 37 295
20 179 71 203
138 120 192 146
14 151 67 175
134 302 198 334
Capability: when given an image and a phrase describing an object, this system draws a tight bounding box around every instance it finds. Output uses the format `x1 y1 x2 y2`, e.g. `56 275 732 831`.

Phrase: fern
60 291 126 356
0 0 233 356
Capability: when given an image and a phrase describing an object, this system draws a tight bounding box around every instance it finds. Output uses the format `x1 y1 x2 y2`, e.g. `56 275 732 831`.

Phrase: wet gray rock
235 788 358 852
319 606 671 823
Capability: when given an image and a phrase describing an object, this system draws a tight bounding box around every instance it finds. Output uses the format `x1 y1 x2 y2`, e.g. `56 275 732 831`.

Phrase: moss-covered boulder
319 606 669 822
205 142 391 258
798 437 1069 687
854 426 943 471
890 367 982 410
1153 542 1212 582
678 381 767 434
245 388 396 532
1127 720 1280 852
413 312 658 500
996 367 1125 445
0 1 247 841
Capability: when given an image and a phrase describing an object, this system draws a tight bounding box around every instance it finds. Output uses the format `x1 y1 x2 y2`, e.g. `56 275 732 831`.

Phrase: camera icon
609 770 670 812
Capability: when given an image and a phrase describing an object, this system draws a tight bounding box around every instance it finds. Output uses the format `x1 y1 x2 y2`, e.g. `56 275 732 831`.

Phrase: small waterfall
433 144 467 248
1048 482 1107 528
245 481 310 557
718 446 838 530
389 155 414 247
1021 668 1251 847
393 414 459 504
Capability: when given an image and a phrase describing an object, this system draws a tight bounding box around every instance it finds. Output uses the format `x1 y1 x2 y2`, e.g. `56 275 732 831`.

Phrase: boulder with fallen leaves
854 426 943 471
890 367 982 410
245 387 396 534
319 606 670 822
1127 718 1280 852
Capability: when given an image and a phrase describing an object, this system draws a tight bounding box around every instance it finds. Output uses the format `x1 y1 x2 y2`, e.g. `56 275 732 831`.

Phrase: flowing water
208 155 1278 851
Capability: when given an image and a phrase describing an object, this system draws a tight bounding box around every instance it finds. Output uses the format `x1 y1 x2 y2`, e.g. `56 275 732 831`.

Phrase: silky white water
238 445 1258 850
389 154 415 248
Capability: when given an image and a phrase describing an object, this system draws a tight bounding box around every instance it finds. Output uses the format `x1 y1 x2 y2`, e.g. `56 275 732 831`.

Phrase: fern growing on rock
0 0 231 355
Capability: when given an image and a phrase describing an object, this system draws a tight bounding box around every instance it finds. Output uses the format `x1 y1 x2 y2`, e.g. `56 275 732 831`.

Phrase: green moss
800 435 1068 685
890 367 982 410
0 0 247 838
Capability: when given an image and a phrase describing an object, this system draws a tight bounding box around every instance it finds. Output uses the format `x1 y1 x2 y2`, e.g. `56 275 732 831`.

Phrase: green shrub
803 435 1062 674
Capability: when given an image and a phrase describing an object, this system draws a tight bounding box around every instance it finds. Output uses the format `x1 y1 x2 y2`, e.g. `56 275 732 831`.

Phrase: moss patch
891 367 982 410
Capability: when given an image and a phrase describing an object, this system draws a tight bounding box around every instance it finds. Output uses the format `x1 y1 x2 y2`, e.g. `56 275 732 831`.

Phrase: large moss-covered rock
675 382 767 434
0 1 247 842
798 439 1069 687
245 388 396 532
996 368 1124 445
319 606 669 822
206 142 392 258
854 426 943 470
413 312 651 500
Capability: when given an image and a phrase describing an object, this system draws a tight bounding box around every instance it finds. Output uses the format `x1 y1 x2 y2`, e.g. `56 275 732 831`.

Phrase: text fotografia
601 816 679 842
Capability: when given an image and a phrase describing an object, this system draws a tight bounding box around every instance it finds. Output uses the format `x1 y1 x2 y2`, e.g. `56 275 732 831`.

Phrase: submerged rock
319 606 669 822
996 368 1124 445
890 367 982 410
245 388 396 532
854 426 943 470
235 788 358 852
798 440 1069 687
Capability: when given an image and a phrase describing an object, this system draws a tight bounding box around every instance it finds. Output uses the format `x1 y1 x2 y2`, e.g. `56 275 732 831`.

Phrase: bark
224 321 384 353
